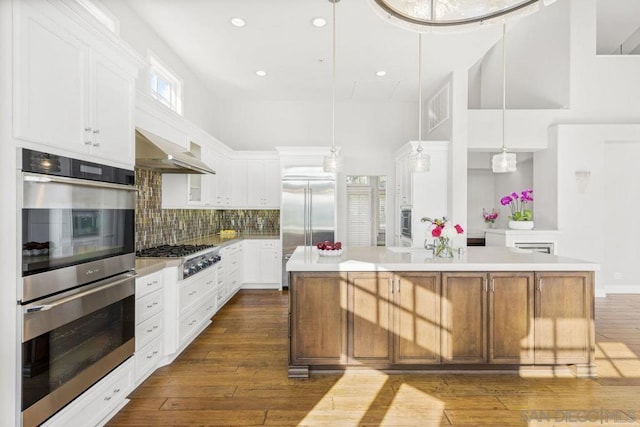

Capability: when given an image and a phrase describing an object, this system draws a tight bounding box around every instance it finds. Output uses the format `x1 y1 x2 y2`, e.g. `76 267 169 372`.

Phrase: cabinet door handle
538 278 543 292
491 278 495 293
389 278 393 294
483 278 488 292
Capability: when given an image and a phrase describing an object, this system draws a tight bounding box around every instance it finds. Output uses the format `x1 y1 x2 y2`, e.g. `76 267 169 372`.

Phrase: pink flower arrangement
421 216 464 238
500 189 533 221
482 208 499 224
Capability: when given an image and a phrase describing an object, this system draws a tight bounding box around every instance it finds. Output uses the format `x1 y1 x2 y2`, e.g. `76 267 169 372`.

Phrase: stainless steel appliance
400 208 412 239
136 244 221 279
19 149 136 427
281 167 336 287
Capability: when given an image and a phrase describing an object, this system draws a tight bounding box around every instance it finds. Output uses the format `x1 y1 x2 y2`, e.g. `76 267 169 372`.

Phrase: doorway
346 176 386 247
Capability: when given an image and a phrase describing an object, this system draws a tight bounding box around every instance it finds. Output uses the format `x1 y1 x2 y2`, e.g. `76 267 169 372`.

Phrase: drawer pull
153 301 159 306
153 325 159 329
146 354 153 359
104 396 112 401
153 351 158 355
146 328 153 333
114 388 121 393
189 320 196 326
146 304 153 309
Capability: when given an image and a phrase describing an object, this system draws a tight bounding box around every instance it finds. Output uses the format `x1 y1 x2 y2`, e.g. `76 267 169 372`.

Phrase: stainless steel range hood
135 129 215 174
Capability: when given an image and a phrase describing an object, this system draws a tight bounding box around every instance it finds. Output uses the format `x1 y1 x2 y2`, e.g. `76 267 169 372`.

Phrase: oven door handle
23 172 137 192
22 272 136 342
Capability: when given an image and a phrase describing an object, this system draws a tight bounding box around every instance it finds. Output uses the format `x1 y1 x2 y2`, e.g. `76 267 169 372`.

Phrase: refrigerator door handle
303 188 308 247
309 187 313 246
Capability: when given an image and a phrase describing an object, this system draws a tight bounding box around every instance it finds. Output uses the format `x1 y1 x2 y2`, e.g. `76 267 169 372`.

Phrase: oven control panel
182 252 221 279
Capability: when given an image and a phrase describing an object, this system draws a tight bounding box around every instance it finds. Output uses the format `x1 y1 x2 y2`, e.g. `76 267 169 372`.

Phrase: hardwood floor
108 291 640 426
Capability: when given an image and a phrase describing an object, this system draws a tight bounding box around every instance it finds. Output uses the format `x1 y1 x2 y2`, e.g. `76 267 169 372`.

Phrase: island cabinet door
441 272 488 363
534 272 594 365
394 272 441 364
488 272 535 365
348 272 394 364
289 272 348 365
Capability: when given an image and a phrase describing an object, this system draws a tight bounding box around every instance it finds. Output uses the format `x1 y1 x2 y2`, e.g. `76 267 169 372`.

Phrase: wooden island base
288 269 596 379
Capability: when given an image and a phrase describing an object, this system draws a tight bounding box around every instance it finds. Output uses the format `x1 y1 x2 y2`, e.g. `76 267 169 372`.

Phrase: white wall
604 142 640 291
543 124 640 296
0 0 18 423
103 0 221 138
469 0 571 110
467 169 496 233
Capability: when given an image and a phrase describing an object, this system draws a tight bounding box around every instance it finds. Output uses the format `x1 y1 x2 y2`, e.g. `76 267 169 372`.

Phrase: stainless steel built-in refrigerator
281 171 335 287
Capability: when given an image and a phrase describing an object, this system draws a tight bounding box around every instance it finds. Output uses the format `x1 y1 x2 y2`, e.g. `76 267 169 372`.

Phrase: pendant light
408 33 430 173
492 23 517 173
323 0 343 173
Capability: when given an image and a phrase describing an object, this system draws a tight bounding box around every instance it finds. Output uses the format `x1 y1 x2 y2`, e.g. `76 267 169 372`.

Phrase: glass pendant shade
492 150 517 173
323 148 343 173
409 145 430 172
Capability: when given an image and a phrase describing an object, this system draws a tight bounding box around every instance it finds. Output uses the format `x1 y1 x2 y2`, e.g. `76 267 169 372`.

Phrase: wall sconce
575 170 591 194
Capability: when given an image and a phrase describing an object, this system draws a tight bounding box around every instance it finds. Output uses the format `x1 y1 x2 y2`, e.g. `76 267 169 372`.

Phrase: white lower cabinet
221 242 243 300
243 239 281 288
41 358 134 427
134 270 164 385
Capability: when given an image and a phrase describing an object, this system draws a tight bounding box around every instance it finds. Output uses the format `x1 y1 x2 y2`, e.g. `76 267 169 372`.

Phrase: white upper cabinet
90 51 135 163
231 159 248 207
246 158 280 208
13 0 139 167
14 1 89 152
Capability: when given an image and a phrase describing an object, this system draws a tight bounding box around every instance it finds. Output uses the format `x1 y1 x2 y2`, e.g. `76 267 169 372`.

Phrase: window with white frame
149 53 183 115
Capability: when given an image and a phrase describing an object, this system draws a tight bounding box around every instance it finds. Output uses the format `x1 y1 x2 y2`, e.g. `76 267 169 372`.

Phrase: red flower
431 226 442 237
455 224 464 234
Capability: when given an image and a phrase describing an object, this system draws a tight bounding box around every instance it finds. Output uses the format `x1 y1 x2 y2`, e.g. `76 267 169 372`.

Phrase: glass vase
435 237 454 258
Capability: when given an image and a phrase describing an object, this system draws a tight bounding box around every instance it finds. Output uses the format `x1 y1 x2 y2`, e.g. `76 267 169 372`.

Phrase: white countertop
484 228 560 236
286 246 599 272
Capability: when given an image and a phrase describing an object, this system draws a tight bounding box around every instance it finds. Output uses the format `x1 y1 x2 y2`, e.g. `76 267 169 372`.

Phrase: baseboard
241 283 280 290
605 284 640 295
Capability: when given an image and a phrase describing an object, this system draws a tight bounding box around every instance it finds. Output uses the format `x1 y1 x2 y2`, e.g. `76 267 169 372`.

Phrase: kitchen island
286 246 598 378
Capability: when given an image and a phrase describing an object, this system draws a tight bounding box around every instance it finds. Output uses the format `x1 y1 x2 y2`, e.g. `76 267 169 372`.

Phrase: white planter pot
509 220 534 230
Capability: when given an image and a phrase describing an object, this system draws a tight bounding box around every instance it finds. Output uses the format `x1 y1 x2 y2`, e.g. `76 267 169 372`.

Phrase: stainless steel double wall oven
19 149 136 427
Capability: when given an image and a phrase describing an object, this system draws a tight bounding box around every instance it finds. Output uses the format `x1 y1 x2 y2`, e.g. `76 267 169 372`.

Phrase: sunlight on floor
298 371 389 425
382 383 444 425
596 342 640 378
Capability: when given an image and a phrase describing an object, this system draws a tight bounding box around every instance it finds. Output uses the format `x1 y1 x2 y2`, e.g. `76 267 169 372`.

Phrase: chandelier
369 0 556 32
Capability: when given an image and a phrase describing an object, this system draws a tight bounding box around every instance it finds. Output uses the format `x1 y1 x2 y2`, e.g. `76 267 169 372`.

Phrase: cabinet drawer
136 289 163 324
53 359 134 427
135 337 163 382
179 278 203 313
200 295 216 321
135 311 163 351
202 276 216 295
179 307 202 344
135 270 163 298
260 240 279 249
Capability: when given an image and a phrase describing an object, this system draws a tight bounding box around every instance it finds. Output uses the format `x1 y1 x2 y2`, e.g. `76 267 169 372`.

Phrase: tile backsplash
135 168 280 250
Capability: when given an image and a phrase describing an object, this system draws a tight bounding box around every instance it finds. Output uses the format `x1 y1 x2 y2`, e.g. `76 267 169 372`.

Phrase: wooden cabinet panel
290 273 347 365
489 272 534 364
349 272 394 363
394 272 441 364
535 272 594 365
441 272 487 363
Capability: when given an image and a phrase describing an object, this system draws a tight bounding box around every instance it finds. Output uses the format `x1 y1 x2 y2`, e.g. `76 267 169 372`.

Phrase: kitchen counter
287 245 597 379
178 233 280 248
286 245 599 272
135 258 178 276
135 234 280 275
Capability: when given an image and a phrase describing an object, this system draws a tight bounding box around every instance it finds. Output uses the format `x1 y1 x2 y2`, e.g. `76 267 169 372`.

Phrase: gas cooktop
136 244 216 258
136 244 221 280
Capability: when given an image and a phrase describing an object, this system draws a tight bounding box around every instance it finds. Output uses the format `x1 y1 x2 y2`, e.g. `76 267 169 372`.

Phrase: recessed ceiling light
230 17 246 27
376 70 387 77
311 17 327 27
256 70 267 77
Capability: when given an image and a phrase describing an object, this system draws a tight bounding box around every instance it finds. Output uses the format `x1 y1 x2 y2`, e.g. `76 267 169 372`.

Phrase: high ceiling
123 0 519 103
